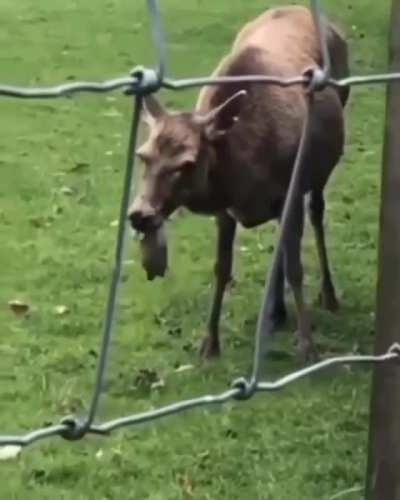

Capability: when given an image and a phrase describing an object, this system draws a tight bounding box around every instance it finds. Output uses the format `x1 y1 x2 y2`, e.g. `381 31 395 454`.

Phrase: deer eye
180 160 196 170
169 161 195 174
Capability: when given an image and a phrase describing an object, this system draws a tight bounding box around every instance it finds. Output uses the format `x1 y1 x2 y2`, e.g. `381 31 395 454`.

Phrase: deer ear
142 94 165 125
136 141 153 163
195 90 247 140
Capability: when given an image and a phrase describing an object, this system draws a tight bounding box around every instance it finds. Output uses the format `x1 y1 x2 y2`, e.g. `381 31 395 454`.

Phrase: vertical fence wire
84 95 144 429
146 0 168 82
249 94 315 388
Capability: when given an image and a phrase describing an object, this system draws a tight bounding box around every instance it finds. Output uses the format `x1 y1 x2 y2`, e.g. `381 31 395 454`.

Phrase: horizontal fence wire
1 0 400 449
1 348 399 447
2 73 400 99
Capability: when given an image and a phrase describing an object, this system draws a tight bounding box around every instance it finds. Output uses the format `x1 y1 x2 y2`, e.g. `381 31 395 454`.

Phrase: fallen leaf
0 446 21 461
54 305 70 316
8 300 30 316
95 449 104 460
177 474 195 497
134 368 159 389
60 186 74 196
174 364 194 373
70 162 90 173
151 379 165 390
197 450 210 463
110 220 119 227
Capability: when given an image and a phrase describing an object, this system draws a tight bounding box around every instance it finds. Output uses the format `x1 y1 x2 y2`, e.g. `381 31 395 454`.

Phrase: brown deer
128 5 350 362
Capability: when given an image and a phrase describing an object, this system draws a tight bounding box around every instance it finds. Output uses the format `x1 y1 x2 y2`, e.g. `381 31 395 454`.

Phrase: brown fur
129 5 350 362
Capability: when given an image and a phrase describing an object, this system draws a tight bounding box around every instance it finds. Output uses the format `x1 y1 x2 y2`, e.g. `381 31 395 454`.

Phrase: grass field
0 0 391 498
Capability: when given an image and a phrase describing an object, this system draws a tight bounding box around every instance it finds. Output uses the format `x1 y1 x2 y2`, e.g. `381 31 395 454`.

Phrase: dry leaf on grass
0 446 21 461
60 186 74 196
54 305 70 316
8 300 30 316
151 379 165 390
70 162 90 173
174 364 194 374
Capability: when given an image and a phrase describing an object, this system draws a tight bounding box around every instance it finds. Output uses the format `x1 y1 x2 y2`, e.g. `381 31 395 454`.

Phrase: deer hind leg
307 190 339 312
269 248 287 329
200 213 236 360
284 195 319 363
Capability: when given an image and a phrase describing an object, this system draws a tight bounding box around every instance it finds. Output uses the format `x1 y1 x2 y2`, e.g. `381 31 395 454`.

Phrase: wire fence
1 0 400 448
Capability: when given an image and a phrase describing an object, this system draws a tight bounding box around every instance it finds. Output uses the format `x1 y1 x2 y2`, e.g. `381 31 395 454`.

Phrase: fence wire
1 0 400 448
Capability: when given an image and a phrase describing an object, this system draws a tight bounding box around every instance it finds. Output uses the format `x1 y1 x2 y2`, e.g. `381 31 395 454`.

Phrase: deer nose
129 209 158 233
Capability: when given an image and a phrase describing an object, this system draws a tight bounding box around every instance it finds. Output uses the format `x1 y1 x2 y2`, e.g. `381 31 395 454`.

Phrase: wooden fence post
366 1 400 498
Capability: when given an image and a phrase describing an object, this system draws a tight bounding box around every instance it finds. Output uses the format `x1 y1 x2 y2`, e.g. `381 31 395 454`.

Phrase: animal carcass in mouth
139 224 168 280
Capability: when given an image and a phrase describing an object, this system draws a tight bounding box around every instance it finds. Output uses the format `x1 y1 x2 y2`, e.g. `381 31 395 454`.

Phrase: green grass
0 0 391 498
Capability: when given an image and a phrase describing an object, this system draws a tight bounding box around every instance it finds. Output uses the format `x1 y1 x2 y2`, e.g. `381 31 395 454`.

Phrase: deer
128 5 350 363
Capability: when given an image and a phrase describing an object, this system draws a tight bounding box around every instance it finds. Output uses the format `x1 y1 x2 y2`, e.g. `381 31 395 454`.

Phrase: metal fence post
366 1 400 498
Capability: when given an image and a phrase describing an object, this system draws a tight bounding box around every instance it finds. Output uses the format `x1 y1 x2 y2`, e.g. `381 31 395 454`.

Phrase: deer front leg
270 241 287 329
283 195 319 363
307 190 339 312
200 213 236 360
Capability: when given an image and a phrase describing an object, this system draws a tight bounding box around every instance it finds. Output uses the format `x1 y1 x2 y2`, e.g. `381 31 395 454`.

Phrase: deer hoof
294 333 320 365
199 336 221 360
317 291 340 313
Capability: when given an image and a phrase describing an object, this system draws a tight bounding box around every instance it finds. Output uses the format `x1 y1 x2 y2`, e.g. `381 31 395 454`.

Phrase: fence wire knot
59 416 88 441
126 65 162 96
303 65 329 92
388 343 400 362
231 377 256 401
